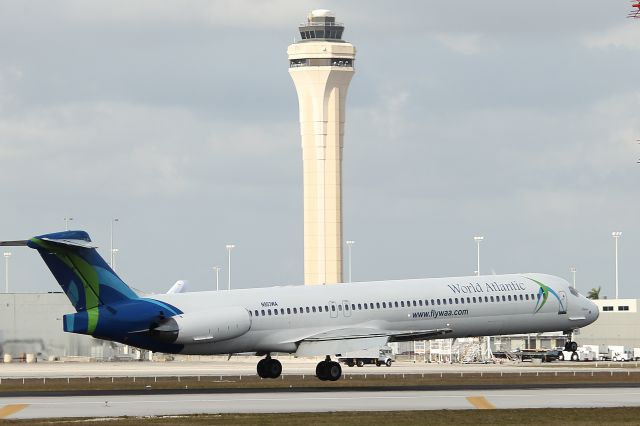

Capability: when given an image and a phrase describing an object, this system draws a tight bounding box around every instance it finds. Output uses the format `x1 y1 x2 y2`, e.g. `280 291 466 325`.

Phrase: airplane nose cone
588 300 599 323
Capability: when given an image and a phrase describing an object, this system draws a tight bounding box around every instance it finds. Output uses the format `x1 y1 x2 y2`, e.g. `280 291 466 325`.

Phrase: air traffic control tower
288 10 356 286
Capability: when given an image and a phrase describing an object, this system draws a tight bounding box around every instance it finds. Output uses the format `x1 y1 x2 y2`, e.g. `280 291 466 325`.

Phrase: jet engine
151 307 251 345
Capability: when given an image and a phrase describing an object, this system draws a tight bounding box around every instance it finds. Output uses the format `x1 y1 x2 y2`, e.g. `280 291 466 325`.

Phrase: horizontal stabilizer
0 240 28 246
40 237 97 249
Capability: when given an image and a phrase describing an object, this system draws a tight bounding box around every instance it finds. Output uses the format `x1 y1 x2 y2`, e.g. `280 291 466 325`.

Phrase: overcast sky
0 1 638 298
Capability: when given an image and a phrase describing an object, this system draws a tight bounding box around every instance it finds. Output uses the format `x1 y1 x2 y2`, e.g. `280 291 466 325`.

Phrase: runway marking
0 404 29 418
466 396 495 410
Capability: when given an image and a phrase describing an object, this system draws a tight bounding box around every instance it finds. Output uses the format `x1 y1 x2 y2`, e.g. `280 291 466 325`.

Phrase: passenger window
287 308 291 314
268 309 272 315
368 303 373 309
352 304 356 310
293 308 297 314
508 295 512 301
376 302 381 309
345 304 350 311
437 299 441 305
406 300 411 306
312 306 316 313
413 301 417 307
425 300 429 306
455 298 459 304
502 295 506 301
274 310 278 316
449 298 453 304
306 307 310 313
338 305 342 311
525 294 529 301
460 298 464 305
443 299 447 305
466 297 471 303
325 305 329 311
358 304 362 310
254 310 259 316
280 308 284 315
419 300 423 306
364 304 368 310
490 296 494 302
261 309 266 316
472 297 476 303
382 302 387 308
478 298 482 303
431 299 435 305
395 301 399 308
484 296 489 302
318 306 322 312
401 301 405 307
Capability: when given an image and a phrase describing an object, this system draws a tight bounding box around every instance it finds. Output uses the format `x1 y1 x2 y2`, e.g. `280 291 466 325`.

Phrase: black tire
376 361 381 367
356 359 364 367
328 361 342 381
569 341 578 352
267 359 282 379
347 361 355 367
558 352 564 361
571 352 579 361
316 361 328 380
385 359 392 367
257 359 268 378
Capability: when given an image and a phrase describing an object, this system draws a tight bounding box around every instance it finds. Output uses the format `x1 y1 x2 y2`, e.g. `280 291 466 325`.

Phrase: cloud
583 22 640 50
435 33 498 55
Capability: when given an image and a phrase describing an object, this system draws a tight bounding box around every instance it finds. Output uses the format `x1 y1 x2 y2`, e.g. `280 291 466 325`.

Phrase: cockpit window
569 287 579 297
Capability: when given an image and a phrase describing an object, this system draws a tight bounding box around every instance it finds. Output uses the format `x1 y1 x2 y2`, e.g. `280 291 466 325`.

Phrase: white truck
576 345 598 361
634 348 640 361
609 346 633 362
338 346 394 367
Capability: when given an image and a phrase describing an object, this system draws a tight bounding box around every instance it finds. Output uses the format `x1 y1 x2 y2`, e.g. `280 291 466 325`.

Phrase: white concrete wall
0 293 93 358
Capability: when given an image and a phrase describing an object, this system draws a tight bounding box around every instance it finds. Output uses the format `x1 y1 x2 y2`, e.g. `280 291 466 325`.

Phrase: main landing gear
316 356 342 381
257 355 282 379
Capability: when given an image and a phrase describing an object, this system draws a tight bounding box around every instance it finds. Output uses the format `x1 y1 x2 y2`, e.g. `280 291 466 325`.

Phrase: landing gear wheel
257 359 268 378
569 341 578 352
257 357 282 379
327 361 342 381
316 361 328 380
571 352 579 361
266 359 282 378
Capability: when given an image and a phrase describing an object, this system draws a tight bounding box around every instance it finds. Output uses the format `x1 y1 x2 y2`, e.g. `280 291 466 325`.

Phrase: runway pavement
1 387 640 419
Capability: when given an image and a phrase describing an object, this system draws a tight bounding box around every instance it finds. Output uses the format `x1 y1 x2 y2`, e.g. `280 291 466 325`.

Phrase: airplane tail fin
20 231 138 312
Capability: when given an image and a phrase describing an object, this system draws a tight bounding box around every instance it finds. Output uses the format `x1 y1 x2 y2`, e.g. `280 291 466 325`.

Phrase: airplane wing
293 327 452 356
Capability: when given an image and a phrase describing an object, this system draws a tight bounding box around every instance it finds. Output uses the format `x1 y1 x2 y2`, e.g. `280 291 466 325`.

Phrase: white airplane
1 231 599 381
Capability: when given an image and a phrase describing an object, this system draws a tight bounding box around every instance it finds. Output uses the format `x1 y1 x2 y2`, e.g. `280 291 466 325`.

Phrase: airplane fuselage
149 273 598 356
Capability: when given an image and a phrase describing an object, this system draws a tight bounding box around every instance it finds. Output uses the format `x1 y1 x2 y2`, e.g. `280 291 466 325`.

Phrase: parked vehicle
339 346 394 367
542 349 562 362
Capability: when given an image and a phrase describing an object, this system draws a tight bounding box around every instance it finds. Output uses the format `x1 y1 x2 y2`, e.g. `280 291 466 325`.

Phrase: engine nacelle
151 307 251 345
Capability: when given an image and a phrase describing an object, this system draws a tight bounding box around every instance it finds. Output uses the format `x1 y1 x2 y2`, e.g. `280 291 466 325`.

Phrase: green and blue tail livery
2 231 184 353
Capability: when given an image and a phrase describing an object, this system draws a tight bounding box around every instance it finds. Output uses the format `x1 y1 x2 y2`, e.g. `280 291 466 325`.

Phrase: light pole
474 236 484 276
3 252 11 293
612 231 622 299
110 218 119 268
346 240 355 283
213 266 221 291
569 266 576 289
64 217 74 231
226 245 235 291
111 248 119 271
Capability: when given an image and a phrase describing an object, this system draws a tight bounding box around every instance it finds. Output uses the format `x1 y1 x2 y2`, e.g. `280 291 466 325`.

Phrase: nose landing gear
316 356 342 381
257 355 282 379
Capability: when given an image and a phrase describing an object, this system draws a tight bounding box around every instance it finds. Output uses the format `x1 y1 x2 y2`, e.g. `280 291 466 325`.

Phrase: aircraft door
329 301 338 318
558 291 567 314
342 300 351 317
